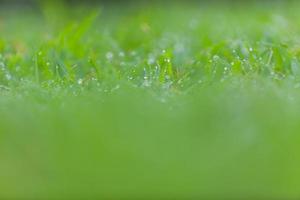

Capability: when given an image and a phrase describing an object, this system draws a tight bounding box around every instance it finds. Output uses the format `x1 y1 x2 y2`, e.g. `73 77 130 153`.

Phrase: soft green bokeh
1 1 300 199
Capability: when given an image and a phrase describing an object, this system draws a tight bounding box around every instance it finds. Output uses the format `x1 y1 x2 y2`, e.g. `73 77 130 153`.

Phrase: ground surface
1 1 300 199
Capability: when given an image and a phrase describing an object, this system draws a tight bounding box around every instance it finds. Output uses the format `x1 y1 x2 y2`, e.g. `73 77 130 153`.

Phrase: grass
1 1 300 199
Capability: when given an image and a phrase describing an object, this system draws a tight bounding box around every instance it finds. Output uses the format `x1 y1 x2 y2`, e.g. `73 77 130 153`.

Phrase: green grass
1 1 300 199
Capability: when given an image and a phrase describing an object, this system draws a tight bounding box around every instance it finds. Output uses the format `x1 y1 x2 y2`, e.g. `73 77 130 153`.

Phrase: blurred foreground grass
1 1 300 199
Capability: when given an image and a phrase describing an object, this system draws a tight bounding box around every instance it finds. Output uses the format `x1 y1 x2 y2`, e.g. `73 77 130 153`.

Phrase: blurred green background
1 0 300 199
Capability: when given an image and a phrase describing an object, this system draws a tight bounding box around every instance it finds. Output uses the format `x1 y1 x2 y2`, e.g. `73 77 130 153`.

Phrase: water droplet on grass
0 62 5 69
78 79 83 85
119 52 125 57
130 51 137 56
213 55 219 61
5 74 11 80
147 57 155 65
106 52 114 60
120 62 126 67
142 80 151 87
164 58 171 63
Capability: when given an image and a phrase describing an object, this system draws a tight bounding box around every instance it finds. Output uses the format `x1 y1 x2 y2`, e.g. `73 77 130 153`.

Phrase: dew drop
78 79 83 85
147 57 155 65
119 52 125 57
213 55 219 61
5 74 11 80
106 52 114 60
165 58 171 63
130 51 137 56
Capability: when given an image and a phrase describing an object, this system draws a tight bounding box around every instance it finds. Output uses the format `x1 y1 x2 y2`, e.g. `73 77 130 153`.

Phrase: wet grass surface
1 1 300 199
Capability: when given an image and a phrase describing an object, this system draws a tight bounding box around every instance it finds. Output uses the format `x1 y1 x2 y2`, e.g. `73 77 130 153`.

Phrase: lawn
1 1 300 199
